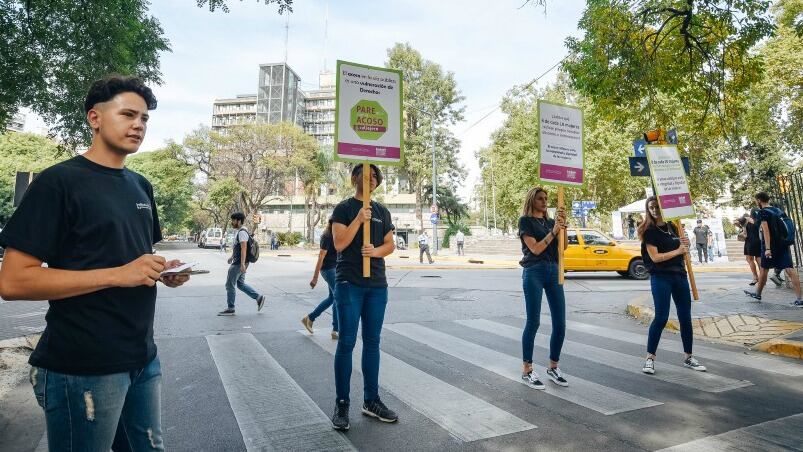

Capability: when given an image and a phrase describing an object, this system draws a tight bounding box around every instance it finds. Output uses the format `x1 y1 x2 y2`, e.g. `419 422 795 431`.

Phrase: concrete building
6 111 26 132
211 94 257 130
303 71 335 147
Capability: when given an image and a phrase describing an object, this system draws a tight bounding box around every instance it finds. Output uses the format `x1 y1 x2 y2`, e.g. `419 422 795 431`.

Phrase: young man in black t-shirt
0 76 189 451
330 164 398 431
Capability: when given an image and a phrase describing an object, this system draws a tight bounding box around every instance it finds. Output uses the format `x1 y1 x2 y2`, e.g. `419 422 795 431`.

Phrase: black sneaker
362 397 398 423
793 300 803 308
217 308 235 316
257 295 266 312
743 290 761 301
521 371 545 390
546 367 569 387
770 274 783 287
332 400 350 431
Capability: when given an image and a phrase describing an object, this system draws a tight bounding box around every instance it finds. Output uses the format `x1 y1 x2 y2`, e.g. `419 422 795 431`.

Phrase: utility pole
430 122 438 254
490 156 498 231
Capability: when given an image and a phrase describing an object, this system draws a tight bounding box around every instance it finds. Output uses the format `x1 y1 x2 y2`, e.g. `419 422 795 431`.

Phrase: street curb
625 297 681 332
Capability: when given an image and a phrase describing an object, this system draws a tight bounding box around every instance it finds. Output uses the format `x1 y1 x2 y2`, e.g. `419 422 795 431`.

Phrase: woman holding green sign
518 187 569 389
638 196 707 375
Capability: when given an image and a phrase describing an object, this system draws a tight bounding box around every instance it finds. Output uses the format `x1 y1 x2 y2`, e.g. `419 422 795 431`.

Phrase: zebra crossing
169 314 803 451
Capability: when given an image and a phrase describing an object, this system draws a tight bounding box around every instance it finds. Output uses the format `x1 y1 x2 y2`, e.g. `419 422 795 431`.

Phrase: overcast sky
68 0 587 199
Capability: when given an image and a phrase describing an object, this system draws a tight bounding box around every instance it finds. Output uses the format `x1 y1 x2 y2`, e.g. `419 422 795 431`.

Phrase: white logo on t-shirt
136 203 151 211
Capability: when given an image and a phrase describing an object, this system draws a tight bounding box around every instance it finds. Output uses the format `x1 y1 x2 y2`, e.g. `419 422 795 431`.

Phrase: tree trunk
415 184 424 232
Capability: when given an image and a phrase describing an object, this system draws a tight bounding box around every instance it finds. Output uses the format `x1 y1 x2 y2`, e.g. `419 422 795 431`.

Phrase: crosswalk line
525 315 803 377
657 413 803 451
301 329 535 442
207 334 355 452
385 323 661 415
456 319 753 393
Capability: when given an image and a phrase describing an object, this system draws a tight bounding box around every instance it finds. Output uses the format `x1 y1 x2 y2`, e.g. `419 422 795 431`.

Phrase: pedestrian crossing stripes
301 328 536 442
456 319 754 393
656 413 803 451
207 334 355 452
528 315 803 377
385 323 663 415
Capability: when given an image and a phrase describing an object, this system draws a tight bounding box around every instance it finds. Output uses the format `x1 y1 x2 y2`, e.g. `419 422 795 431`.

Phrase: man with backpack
218 212 266 315
744 192 803 306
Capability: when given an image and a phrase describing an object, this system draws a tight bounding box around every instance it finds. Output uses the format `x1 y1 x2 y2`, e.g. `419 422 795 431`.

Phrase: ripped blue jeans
31 355 164 451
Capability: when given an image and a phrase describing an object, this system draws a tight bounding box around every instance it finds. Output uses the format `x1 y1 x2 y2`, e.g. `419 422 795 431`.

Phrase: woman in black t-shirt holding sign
639 196 706 375
518 187 569 389
329 164 398 432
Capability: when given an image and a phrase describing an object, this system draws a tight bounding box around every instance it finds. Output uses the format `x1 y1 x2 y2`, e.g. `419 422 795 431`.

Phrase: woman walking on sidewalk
639 196 707 375
330 164 398 431
302 219 339 339
518 187 569 389
737 212 761 285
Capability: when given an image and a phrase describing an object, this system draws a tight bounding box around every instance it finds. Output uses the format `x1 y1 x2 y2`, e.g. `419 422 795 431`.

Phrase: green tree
298 148 334 242
198 177 242 231
0 132 65 225
196 0 292 13
385 43 467 231
126 145 194 234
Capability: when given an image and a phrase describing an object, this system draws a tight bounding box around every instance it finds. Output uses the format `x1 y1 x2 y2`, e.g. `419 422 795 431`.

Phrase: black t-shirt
641 223 685 274
0 156 162 375
331 197 394 288
518 216 558 267
745 221 760 245
320 231 337 270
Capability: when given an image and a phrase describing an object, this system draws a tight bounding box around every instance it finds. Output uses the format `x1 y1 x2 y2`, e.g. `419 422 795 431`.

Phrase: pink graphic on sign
539 164 584 184
659 193 692 208
337 142 401 160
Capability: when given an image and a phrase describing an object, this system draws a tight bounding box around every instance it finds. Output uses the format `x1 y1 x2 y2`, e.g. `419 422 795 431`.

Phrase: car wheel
628 259 649 280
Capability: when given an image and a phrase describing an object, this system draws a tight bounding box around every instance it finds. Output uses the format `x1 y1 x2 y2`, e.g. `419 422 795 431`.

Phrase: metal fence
770 172 803 267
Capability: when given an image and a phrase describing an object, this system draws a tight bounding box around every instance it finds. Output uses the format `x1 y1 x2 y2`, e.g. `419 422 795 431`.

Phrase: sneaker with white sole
332 399 350 431
743 290 762 301
256 295 266 311
362 397 398 423
217 308 235 316
301 315 314 334
794 300 803 308
642 358 655 374
521 371 545 390
546 367 569 387
684 356 707 372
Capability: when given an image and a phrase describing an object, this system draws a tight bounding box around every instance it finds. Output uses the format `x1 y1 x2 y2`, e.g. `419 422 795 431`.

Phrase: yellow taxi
564 228 648 279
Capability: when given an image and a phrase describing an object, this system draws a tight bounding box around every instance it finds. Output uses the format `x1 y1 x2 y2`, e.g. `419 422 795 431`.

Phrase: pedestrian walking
692 220 711 264
639 197 707 375
518 187 569 389
270 232 278 250
418 231 434 264
707 228 715 262
627 215 636 239
301 219 340 340
744 193 803 306
0 76 191 451
737 212 761 285
218 212 265 315
455 230 465 256
330 164 398 431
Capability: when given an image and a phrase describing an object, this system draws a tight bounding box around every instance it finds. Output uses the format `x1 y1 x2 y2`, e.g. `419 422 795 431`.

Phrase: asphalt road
4 247 802 451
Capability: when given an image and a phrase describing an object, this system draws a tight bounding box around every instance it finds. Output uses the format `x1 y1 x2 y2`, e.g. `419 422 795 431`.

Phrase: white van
199 227 224 248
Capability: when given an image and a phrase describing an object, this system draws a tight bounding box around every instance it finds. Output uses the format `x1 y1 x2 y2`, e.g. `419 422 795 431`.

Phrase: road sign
667 129 678 144
572 209 582 217
629 156 689 177
572 201 582 210
581 201 597 209
430 213 439 224
633 139 647 157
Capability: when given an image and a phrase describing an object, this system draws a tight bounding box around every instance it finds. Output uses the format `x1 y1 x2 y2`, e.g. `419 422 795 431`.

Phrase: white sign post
334 60 404 277
538 100 584 285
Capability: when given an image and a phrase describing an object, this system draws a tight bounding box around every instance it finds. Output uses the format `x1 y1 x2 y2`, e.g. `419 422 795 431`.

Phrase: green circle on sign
351 100 388 140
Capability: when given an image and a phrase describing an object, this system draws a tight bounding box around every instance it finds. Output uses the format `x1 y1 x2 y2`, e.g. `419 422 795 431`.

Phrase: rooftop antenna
283 14 290 64
322 0 329 71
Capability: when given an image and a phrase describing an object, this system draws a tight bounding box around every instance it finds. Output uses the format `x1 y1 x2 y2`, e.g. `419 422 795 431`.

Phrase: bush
442 223 471 248
277 231 302 247
722 217 737 238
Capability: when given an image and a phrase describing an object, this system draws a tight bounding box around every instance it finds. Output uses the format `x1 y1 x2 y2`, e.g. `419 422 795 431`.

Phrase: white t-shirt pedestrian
236 228 249 244
455 231 465 243
418 234 429 247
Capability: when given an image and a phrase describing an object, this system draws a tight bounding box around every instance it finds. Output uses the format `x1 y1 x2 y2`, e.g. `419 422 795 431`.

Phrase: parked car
564 228 648 279
199 227 224 248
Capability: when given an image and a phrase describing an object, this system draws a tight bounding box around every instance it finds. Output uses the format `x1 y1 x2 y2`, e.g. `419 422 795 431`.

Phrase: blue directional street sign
629 156 690 177
581 201 597 210
572 209 582 217
633 139 647 157
430 213 439 224
667 129 678 145
572 201 582 210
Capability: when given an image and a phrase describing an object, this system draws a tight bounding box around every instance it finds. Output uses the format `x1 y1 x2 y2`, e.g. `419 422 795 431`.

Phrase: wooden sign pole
674 220 699 301
557 187 566 285
363 162 371 278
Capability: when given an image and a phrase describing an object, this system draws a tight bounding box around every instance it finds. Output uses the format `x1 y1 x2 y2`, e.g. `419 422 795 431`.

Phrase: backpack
764 208 795 247
237 228 260 263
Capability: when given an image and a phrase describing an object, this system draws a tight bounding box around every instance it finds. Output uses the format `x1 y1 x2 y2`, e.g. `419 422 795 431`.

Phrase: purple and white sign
647 145 695 220
538 100 584 186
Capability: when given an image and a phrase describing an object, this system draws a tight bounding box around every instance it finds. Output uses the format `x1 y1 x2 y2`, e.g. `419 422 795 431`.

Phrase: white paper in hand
160 262 199 276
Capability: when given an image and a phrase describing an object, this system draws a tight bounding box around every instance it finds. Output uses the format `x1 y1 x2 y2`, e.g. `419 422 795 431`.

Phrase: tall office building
256 63 305 127
303 70 335 147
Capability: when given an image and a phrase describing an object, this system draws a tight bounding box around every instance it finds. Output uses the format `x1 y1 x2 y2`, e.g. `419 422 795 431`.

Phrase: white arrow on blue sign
633 139 647 157
430 213 439 224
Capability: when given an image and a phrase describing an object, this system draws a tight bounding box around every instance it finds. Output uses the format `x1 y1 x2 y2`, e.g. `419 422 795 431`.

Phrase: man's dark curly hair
84 75 157 113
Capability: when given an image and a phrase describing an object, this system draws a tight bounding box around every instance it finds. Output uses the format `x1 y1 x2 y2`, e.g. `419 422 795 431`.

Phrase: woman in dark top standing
639 196 706 375
519 187 569 389
329 164 397 432
740 211 761 285
302 218 339 339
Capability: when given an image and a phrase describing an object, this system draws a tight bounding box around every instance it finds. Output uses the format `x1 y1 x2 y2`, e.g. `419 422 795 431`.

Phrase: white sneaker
642 358 655 375
521 371 545 390
684 356 707 372
546 367 569 387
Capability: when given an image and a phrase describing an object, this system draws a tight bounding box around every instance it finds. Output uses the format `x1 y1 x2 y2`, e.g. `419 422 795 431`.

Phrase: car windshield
582 231 613 246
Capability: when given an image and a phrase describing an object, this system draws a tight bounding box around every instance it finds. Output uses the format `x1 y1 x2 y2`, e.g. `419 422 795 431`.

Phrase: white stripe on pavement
207 333 355 452
301 329 535 442
527 316 803 377
657 413 803 451
385 323 661 415
456 319 753 393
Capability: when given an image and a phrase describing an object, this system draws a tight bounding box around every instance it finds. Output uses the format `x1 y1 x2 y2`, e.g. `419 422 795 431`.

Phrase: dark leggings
647 272 693 355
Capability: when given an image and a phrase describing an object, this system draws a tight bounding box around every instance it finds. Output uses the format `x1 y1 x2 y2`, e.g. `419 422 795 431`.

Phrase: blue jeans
31 356 164 451
225 264 260 309
521 261 566 363
333 281 388 403
308 268 339 331
647 272 693 355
